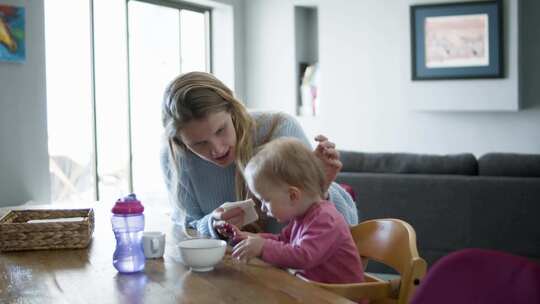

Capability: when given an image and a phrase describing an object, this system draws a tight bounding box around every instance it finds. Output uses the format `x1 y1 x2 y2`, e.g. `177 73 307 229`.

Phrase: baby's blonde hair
245 137 326 198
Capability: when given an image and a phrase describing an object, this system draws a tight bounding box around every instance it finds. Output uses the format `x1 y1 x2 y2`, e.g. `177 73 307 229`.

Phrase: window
45 1 95 202
45 0 211 203
128 0 210 203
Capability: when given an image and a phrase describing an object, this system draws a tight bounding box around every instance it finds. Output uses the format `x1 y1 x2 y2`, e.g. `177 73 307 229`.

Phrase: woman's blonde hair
245 137 326 198
162 71 282 210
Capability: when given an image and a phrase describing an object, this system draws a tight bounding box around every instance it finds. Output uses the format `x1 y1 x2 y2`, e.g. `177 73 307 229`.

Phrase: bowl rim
177 238 226 250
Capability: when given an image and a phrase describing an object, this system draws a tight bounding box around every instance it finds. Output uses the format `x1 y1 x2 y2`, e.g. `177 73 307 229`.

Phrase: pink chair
410 248 540 304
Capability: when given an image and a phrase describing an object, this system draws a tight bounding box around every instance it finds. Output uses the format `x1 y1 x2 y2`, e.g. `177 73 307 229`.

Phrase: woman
161 71 357 237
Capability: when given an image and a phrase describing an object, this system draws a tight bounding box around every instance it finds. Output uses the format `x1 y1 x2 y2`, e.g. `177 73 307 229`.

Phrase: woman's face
179 111 237 167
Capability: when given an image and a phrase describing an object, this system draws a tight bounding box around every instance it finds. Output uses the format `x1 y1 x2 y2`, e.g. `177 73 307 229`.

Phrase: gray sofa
336 152 540 271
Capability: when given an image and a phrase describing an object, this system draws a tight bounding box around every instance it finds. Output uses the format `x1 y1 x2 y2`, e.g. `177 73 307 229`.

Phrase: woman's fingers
314 135 337 157
322 146 340 161
312 135 344 190
212 207 225 220
222 207 244 220
221 207 245 227
213 207 244 227
314 135 327 154
227 216 243 228
314 134 328 142
315 142 340 166
318 140 336 149
326 158 343 170
213 220 226 231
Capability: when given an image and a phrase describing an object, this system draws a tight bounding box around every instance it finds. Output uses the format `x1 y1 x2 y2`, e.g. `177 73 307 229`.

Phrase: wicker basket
0 208 94 251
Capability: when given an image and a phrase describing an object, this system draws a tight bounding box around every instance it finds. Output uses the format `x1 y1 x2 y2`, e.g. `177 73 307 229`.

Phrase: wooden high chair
297 218 427 304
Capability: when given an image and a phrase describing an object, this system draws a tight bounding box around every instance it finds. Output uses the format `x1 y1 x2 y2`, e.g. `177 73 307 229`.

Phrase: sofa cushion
337 172 540 270
478 153 540 177
340 151 478 175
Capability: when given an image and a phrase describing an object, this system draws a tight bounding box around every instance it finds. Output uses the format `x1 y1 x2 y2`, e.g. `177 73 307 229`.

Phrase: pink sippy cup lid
112 193 144 214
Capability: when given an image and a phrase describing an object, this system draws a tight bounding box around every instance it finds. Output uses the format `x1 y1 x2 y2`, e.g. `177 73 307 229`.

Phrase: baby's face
253 182 297 223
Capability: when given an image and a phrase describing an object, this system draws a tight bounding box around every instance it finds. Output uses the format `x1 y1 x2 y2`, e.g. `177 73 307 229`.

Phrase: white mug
142 231 166 259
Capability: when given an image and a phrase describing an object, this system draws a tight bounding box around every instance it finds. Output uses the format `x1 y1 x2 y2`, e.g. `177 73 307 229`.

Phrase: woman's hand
215 221 240 238
212 206 245 228
314 134 343 194
232 235 265 261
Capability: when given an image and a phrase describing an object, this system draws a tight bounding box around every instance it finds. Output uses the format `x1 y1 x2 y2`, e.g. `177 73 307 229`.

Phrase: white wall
242 0 540 156
0 0 50 206
190 0 245 99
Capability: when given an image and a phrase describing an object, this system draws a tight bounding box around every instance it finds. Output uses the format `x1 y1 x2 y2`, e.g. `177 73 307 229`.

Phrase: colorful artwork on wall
0 4 25 63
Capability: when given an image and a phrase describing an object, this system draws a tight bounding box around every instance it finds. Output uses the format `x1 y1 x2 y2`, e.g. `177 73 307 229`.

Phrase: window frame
124 0 213 198
62 0 213 201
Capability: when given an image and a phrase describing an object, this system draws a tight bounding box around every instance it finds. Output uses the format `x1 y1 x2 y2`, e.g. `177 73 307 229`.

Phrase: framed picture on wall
410 0 503 80
0 4 25 63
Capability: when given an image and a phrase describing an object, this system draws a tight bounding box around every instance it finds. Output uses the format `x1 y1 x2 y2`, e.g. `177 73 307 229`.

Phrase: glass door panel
180 9 208 73
45 0 95 203
128 1 181 203
93 0 131 202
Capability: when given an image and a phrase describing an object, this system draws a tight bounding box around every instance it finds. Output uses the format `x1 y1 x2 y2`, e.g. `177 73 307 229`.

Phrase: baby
224 137 365 285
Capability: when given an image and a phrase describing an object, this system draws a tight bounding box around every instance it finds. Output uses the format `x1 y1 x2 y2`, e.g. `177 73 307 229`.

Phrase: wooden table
0 202 354 304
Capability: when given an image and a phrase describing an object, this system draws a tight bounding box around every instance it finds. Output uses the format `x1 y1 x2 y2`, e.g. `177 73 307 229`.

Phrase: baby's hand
215 221 238 237
215 221 246 246
232 235 265 261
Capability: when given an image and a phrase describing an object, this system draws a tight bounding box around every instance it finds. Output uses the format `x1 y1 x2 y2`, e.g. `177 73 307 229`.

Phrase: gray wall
243 0 540 156
520 0 540 110
0 0 50 206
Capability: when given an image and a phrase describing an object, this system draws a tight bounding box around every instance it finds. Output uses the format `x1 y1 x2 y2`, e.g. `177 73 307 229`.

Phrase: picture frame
410 0 503 80
0 4 25 63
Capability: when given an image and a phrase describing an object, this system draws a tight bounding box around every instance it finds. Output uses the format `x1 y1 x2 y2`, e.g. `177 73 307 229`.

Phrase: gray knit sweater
161 111 358 237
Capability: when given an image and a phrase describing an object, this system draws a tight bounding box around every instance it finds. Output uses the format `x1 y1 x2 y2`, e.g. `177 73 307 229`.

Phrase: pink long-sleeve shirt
259 201 365 284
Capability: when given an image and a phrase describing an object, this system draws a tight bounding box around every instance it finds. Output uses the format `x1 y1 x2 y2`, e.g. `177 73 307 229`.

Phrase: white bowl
176 239 227 272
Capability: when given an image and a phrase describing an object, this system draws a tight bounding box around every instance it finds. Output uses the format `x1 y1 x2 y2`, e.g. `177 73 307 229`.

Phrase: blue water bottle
111 193 145 273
